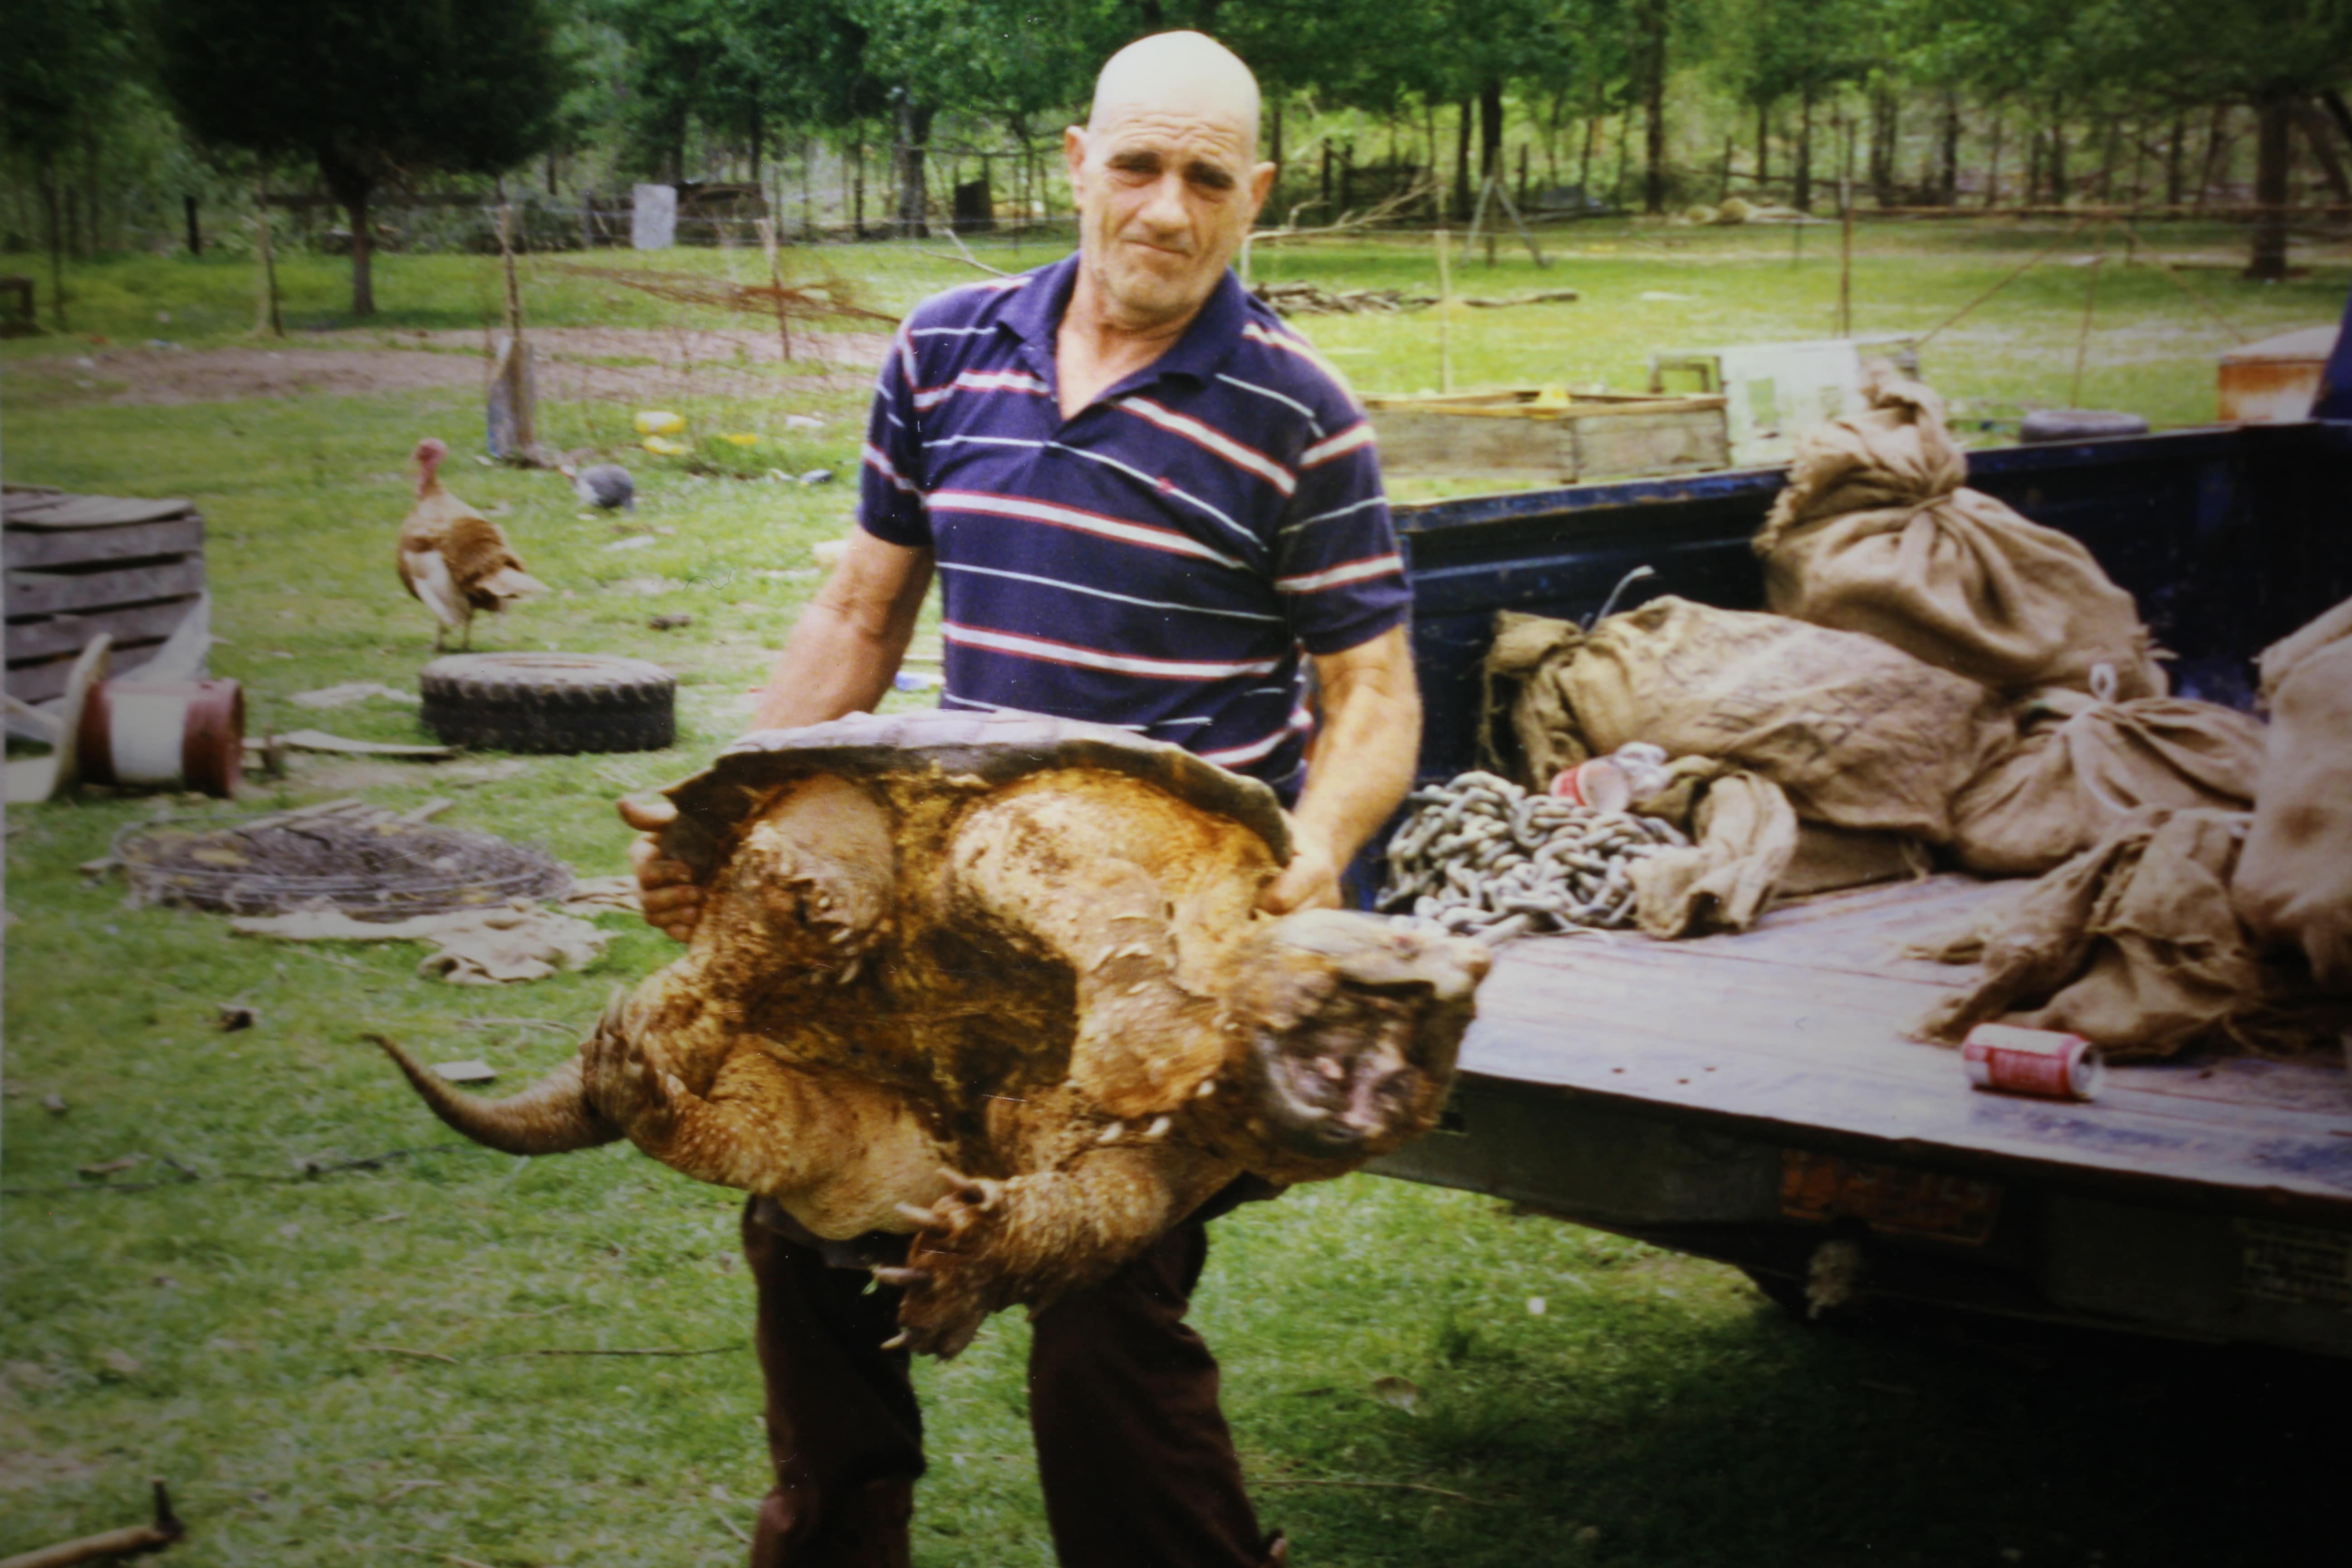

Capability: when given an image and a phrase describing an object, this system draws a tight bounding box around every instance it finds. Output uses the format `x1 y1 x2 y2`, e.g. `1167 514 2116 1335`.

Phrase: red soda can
1960 1023 2103 1101
1549 758 1631 812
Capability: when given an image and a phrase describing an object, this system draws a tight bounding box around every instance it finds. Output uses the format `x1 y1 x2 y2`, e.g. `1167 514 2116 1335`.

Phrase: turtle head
1225 910 1489 1166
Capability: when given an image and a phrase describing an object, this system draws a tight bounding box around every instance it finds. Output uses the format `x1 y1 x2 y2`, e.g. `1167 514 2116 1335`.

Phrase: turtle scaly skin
378 711 1490 1357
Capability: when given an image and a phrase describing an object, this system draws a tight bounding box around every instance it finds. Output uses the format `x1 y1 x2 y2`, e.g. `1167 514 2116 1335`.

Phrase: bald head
1089 30 1260 151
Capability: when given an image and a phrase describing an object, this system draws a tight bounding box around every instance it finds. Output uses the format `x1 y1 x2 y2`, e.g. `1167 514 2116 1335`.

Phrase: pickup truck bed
1367 417 2352 1357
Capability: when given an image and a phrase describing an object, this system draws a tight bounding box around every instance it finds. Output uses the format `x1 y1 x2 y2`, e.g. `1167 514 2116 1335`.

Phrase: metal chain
1377 770 1688 944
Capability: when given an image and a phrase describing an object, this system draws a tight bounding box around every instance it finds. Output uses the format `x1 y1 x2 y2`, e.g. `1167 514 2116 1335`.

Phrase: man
622 30 1420 1568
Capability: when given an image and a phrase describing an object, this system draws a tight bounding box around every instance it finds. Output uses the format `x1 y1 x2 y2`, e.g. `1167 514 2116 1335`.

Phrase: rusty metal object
2218 323 2339 423
76 677 244 797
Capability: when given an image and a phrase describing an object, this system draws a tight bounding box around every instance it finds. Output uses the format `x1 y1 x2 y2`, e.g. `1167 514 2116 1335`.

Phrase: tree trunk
2197 105 2230 206
1580 113 1597 197
2166 111 2186 206
1940 91 1961 204
750 110 764 186
1757 98 1771 188
2047 94 2068 205
2247 93 2294 280
1479 77 1506 198
184 194 202 256
344 183 375 317
1868 84 1897 205
1795 88 1815 210
1454 98 1473 220
1985 102 2004 207
1639 0 1670 214
897 98 932 238
2294 100 2350 201
40 157 65 330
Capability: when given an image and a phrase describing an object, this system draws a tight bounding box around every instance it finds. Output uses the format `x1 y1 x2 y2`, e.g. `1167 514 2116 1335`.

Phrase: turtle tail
367 1032 621 1155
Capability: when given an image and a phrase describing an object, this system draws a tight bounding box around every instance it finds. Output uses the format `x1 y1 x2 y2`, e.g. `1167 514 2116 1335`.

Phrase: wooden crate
1363 389 1729 487
5 487 206 702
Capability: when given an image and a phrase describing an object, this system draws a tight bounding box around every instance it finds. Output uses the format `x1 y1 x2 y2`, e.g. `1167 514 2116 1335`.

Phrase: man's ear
1063 125 1089 187
1247 159 1277 221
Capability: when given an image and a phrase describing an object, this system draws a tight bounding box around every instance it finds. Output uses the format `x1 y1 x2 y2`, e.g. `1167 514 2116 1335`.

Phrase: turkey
396 438 547 650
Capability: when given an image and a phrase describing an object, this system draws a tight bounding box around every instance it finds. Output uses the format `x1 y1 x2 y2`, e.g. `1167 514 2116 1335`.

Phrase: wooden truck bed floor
1451 874 2352 1212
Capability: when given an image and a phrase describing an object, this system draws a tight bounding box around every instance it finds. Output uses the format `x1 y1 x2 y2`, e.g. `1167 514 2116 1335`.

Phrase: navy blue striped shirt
858 253 1409 794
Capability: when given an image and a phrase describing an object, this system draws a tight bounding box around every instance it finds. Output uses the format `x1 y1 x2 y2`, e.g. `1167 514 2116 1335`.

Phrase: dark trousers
744 1199 1269 1567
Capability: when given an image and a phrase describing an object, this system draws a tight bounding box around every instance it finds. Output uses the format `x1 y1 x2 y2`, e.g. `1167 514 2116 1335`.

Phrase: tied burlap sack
1487 598 2010 842
1949 683 2266 877
1921 808 2334 1059
1755 370 2166 698
2234 600 2352 989
1627 757 1798 938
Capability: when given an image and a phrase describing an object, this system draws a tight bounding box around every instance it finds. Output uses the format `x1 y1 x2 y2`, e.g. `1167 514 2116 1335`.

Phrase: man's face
1064 102 1275 331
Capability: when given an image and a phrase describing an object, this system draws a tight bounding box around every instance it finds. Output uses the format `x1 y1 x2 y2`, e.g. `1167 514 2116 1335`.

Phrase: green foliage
4 230 2350 1563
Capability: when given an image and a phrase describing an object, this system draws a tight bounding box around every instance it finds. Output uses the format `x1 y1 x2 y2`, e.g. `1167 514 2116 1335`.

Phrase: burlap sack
1922 808 2333 1059
1627 757 1798 937
1487 598 2011 842
2234 601 2352 989
1949 686 2266 877
1755 370 2166 698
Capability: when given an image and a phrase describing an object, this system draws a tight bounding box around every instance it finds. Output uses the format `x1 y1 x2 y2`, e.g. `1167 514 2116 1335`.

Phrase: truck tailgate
1387 874 2352 1215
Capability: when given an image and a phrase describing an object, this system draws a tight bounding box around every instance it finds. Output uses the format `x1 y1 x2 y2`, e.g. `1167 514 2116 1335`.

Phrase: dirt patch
8 327 889 409
10 344 482 406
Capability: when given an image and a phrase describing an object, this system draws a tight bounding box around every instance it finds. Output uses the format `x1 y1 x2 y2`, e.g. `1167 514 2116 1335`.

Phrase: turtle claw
888 1172 1019 1359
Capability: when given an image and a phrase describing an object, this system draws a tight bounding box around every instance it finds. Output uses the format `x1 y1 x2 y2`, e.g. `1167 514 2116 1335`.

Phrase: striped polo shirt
857 252 1409 795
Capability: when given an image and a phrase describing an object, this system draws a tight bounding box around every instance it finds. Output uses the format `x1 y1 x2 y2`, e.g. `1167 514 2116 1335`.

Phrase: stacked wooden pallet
4 486 206 702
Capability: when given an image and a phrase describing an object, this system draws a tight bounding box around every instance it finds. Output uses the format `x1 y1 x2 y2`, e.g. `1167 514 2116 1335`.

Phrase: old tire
418 652 676 755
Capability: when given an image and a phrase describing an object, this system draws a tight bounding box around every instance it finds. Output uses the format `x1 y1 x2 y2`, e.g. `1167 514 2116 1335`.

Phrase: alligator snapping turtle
377 711 1490 1355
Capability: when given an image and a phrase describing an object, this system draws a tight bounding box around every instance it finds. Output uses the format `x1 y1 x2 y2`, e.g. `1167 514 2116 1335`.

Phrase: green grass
5 223 2349 1565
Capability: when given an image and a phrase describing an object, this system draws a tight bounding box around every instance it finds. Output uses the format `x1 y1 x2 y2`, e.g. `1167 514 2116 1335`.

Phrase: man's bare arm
622 532 935 939
1258 624 1421 915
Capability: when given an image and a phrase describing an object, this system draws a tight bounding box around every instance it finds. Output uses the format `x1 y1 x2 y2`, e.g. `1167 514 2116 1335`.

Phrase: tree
150 0 572 315
1 0 129 323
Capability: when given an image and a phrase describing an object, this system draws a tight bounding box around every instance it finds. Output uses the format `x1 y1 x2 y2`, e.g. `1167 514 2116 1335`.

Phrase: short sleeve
1273 418 1411 655
857 323 930 549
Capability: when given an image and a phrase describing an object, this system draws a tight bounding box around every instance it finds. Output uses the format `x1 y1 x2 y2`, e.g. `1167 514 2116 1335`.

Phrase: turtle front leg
878 1143 1238 1358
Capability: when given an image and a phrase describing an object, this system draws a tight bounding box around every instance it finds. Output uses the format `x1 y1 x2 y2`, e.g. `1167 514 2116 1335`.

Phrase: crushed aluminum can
1549 757 1631 813
1961 1023 2103 1101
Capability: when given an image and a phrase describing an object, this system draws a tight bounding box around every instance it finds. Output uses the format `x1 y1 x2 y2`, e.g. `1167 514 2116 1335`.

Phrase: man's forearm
1294 626 1421 868
750 536 933 731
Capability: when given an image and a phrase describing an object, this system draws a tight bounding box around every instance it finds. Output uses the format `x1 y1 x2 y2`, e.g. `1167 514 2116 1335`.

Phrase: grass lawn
4 223 2348 1566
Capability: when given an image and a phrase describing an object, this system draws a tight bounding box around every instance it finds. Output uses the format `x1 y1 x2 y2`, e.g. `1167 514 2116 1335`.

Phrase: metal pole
1436 227 1455 393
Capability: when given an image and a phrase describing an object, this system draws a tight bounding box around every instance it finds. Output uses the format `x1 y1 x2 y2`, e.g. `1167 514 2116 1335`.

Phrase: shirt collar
1004 251 1250 388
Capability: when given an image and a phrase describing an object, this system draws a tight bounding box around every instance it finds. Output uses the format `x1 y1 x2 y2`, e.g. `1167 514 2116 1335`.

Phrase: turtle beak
1235 912 1489 1161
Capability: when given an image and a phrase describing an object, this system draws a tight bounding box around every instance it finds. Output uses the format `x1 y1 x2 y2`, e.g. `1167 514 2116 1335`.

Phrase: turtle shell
656 710 1292 878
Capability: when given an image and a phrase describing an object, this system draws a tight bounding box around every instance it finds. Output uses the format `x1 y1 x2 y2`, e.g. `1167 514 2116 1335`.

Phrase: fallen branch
455 1017 576 1035
493 1344 747 1359
712 1507 751 1546
0 1480 184 1568
918 248 1012 278
1250 178 1434 246
358 1344 460 1365
1254 1477 1495 1505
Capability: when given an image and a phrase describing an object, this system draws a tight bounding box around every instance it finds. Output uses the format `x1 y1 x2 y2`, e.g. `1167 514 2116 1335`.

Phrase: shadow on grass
1255 1296 2346 1567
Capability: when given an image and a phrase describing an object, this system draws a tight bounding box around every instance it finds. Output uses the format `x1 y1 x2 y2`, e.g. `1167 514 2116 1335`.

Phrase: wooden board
5 596 202 661
1367 394 1728 485
2 493 197 529
7 558 206 617
4 516 204 571
1454 875 2352 1210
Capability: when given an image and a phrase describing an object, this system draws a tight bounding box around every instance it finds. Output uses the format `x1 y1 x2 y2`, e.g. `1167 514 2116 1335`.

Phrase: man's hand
1256 823 1342 914
1253 627 1421 918
619 797 703 942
